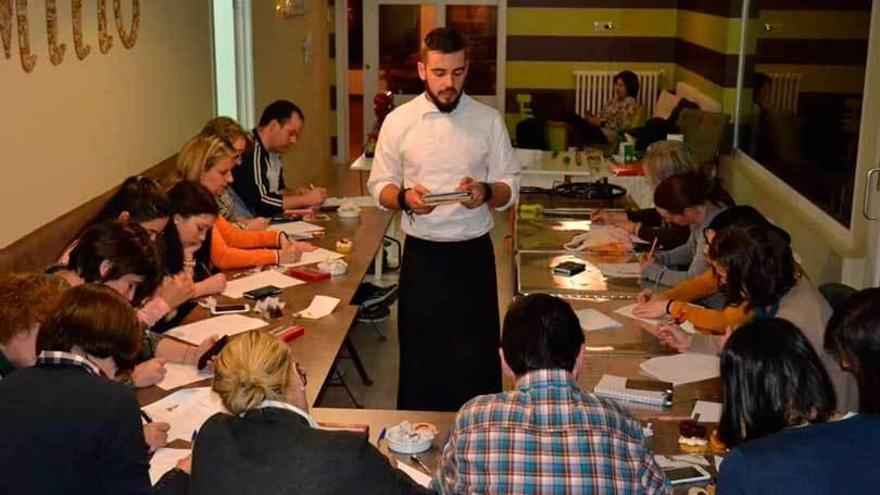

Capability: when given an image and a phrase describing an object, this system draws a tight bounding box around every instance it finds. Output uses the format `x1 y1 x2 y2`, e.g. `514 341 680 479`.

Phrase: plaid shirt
434 369 670 495
36 350 104 377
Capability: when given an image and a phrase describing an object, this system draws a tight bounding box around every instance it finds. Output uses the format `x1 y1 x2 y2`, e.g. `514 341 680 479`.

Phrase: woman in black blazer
154 331 432 495
0 284 153 495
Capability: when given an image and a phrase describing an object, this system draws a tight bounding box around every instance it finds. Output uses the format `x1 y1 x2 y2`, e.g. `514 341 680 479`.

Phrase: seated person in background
826 288 880 414
0 284 155 495
433 294 669 495
176 135 313 269
51 222 218 395
653 224 858 412
634 205 775 332
57 176 195 327
199 117 268 231
640 172 731 288
716 318 880 495
580 70 641 144
0 274 66 378
592 140 700 250
154 331 431 495
232 100 327 217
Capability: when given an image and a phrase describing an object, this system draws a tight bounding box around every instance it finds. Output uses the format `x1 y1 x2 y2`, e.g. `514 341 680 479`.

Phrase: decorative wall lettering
16 0 36 72
1 0 12 59
1 0 140 72
113 0 138 49
71 0 90 60
46 0 65 64
97 0 113 53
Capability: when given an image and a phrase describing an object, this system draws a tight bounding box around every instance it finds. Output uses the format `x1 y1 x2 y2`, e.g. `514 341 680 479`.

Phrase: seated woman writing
154 331 432 495
651 224 858 412
175 135 314 270
633 205 775 332
591 140 702 250
716 318 880 494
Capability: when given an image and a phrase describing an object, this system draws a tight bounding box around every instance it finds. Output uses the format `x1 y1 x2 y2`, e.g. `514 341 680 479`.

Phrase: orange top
210 216 283 270
664 270 752 334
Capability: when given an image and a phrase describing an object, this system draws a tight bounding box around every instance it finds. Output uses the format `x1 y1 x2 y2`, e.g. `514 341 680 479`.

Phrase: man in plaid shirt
433 294 670 494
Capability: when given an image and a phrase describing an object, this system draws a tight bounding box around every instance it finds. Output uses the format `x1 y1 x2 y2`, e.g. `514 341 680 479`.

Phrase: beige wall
251 2 332 189
0 0 213 247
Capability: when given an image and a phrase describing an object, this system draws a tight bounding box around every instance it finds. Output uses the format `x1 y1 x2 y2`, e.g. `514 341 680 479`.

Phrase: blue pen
377 427 387 448
650 266 666 298
191 429 198 445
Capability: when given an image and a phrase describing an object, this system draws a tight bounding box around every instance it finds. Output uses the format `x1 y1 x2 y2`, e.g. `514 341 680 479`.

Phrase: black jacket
232 131 286 217
0 364 151 495
154 407 433 495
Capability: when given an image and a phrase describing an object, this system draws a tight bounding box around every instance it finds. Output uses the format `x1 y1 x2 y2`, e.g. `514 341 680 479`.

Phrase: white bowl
386 424 433 454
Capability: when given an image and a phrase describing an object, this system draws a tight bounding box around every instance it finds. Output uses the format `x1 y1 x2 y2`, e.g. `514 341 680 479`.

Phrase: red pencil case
276 325 305 342
288 267 330 282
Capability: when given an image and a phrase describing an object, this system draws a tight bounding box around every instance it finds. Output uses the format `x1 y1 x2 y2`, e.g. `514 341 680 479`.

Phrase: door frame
346 0 506 157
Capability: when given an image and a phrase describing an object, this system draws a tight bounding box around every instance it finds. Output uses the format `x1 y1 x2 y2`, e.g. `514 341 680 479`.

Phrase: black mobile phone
243 285 283 300
553 261 586 276
197 335 230 370
269 214 303 224
211 303 250 315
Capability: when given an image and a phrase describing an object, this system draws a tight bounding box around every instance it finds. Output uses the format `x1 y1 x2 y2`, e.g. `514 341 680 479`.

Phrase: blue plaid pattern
434 369 670 495
36 351 104 377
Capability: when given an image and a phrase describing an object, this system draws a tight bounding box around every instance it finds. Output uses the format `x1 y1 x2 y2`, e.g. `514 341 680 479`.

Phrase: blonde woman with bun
592 140 721 250
154 331 432 495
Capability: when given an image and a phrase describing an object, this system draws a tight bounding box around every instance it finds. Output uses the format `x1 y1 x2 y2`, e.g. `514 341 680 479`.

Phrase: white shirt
267 151 284 194
368 93 520 242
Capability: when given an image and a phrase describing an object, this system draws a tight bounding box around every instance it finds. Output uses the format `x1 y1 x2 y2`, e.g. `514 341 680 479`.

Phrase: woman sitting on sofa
580 70 642 144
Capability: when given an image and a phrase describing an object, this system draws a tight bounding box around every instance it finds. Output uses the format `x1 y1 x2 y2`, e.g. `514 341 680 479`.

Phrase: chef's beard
426 85 462 113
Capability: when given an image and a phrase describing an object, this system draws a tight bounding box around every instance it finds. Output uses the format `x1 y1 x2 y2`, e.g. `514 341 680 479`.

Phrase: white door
362 0 506 137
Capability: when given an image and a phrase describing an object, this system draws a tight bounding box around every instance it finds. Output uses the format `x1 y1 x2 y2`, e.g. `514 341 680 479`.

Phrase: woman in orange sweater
175 135 312 269
633 205 775 333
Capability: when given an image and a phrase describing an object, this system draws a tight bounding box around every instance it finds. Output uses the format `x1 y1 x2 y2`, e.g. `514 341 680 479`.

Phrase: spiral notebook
594 374 673 407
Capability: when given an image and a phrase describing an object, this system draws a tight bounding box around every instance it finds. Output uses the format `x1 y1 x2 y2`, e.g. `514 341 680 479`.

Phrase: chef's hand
405 184 435 215
456 177 490 209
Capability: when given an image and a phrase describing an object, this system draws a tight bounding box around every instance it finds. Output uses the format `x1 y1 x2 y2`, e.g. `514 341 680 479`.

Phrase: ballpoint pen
377 427 387 449
140 410 153 423
410 455 431 474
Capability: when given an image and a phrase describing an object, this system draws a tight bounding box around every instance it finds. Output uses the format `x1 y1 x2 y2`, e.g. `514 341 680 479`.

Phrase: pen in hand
140 410 153 424
377 427 387 449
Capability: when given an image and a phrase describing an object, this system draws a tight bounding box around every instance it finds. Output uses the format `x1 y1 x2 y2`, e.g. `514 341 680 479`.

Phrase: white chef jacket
367 93 520 242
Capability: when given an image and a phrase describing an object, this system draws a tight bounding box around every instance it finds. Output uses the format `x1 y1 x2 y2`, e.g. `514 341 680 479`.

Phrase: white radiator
767 72 801 114
573 70 664 118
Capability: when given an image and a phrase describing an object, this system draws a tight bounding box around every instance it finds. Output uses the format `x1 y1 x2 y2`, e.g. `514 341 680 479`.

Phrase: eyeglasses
295 362 307 386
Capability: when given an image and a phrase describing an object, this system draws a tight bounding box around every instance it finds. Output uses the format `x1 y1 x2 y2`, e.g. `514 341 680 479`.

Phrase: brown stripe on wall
756 39 869 66
675 39 742 87
678 0 744 18
505 88 576 116
331 136 338 157
759 0 871 10
507 36 675 62
508 0 676 7
330 86 337 111
329 33 336 59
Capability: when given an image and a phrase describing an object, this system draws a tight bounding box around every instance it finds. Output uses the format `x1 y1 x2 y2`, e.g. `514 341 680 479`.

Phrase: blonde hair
175 135 237 182
643 140 699 188
200 117 250 149
212 331 295 415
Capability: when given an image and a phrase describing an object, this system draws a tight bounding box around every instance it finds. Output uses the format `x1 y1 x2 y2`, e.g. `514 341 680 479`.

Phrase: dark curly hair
615 70 640 99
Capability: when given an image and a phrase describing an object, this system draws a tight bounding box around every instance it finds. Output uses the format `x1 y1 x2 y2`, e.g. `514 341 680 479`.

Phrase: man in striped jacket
232 100 327 217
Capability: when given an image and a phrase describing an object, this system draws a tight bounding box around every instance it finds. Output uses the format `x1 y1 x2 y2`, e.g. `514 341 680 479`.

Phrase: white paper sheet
639 353 720 386
142 387 227 442
281 248 346 268
157 362 213 391
396 460 432 488
296 295 340 319
324 196 377 208
596 262 642 279
614 303 696 334
691 400 723 423
164 314 267 345
221 270 305 299
575 308 624 332
269 221 325 235
149 448 191 485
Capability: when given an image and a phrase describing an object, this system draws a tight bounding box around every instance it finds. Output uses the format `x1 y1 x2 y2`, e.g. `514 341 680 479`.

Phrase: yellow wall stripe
676 10 742 55
508 8 677 37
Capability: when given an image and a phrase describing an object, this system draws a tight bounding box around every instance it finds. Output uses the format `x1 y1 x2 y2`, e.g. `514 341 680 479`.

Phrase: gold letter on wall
71 0 90 60
1 0 12 59
46 0 65 64
97 0 113 53
113 0 138 49
16 0 36 72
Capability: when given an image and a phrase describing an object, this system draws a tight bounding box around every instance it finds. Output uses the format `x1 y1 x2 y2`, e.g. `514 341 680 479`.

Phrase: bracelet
665 299 674 315
479 182 493 204
397 188 411 213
